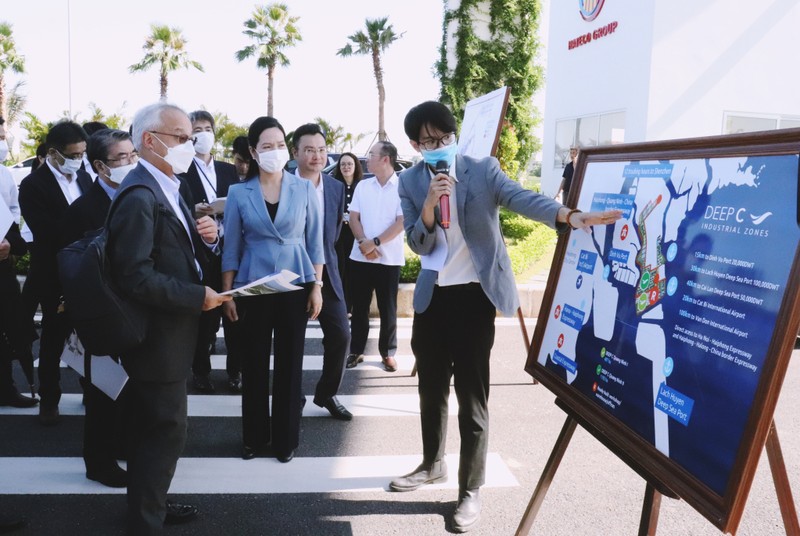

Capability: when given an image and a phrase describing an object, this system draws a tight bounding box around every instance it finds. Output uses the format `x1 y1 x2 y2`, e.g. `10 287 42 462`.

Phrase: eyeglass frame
301 147 328 157
149 131 196 146
418 132 456 151
105 152 140 166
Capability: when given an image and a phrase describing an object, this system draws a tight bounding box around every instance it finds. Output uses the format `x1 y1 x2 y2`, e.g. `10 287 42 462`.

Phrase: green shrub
506 222 557 275
14 251 29 275
499 209 538 240
400 250 421 283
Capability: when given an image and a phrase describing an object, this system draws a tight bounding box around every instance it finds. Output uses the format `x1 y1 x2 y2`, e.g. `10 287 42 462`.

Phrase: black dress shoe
276 450 294 463
86 464 127 488
192 375 215 394
164 500 198 525
38 404 60 426
315 396 353 421
0 391 38 408
452 488 481 533
227 375 242 393
345 354 364 369
242 446 257 460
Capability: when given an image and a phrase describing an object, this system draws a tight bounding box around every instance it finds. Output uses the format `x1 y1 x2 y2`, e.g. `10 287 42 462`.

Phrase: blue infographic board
535 154 800 496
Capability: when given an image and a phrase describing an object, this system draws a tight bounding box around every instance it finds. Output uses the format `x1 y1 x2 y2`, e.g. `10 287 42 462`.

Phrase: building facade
542 0 800 195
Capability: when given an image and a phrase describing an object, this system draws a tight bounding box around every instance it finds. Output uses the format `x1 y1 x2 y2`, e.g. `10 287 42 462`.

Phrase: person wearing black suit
61 129 139 489
180 110 242 394
292 124 352 421
107 103 229 535
18 121 92 425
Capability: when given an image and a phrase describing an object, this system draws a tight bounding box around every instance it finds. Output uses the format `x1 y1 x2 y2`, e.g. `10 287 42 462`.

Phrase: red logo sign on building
579 0 605 22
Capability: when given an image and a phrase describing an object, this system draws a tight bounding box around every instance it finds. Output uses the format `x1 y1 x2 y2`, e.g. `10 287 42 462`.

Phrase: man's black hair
403 101 457 142
232 135 250 158
87 129 132 173
45 121 88 152
291 123 326 150
376 141 398 168
189 110 216 130
82 121 109 136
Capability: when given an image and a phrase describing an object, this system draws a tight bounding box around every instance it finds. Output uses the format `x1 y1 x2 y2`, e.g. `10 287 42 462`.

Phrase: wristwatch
373 237 381 246
314 280 324 287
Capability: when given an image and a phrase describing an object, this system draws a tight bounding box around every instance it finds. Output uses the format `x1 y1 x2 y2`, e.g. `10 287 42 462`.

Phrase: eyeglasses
107 153 139 166
57 149 86 161
150 131 196 146
419 132 456 151
302 147 327 157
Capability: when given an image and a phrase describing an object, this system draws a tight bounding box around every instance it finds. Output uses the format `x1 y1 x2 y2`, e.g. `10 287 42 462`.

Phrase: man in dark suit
61 129 139 489
180 110 241 394
107 103 229 535
293 123 352 421
19 121 92 425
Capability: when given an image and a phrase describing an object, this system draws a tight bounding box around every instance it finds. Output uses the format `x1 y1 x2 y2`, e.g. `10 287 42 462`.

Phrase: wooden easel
515 404 798 535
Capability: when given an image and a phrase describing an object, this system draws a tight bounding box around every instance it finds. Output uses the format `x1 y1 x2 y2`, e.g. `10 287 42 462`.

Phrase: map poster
525 130 800 532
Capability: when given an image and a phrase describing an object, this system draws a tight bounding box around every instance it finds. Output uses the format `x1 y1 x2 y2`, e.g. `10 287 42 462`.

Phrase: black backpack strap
106 183 166 262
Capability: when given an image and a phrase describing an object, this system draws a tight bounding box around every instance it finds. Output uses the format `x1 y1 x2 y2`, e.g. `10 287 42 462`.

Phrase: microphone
434 160 450 229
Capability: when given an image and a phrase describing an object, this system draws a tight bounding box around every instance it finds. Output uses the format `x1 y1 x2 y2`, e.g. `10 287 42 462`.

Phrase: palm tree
337 18 403 141
0 22 25 120
129 24 204 101
235 3 301 116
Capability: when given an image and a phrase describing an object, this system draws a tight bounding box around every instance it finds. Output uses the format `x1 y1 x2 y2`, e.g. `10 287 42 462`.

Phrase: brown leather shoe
389 459 447 491
382 356 397 372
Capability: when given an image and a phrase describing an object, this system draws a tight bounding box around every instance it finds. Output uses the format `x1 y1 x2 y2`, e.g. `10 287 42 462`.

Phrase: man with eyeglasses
292 123 353 421
106 102 229 534
19 120 92 426
60 129 138 489
180 110 241 394
391 101 622 533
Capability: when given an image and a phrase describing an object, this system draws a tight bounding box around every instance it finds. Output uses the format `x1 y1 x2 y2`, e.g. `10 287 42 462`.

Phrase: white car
9 156 37 186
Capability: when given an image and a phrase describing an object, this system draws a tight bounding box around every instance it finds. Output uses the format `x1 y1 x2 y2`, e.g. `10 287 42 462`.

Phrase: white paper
220 269 302 297
60 332 128 400
0 195 12 238
209 197 226 215
420 225 448 272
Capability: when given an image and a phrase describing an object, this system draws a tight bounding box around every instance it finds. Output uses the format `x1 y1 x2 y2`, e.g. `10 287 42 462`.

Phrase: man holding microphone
391 101 622 533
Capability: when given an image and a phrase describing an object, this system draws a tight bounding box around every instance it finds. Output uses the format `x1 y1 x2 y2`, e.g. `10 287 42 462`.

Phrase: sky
0 0 453 157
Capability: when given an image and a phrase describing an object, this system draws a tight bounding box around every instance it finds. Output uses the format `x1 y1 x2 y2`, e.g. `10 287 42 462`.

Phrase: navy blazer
107 163 207 381
319 173 346 301
399 155 565 316
18 163 92 297
222 172 324 288
179 158 239 210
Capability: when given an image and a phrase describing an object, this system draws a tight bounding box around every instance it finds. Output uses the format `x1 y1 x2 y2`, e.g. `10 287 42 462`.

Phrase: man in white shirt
346 141 405 372
0 118 19 223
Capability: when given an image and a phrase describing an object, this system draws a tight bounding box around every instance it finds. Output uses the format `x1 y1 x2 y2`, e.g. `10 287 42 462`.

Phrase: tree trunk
160 68 168 101
267 65 275 117
372 48 386 141
0 73 5 121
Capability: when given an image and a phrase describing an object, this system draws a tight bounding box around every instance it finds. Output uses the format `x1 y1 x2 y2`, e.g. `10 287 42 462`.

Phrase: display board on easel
522 129 800 534
458 86 510 159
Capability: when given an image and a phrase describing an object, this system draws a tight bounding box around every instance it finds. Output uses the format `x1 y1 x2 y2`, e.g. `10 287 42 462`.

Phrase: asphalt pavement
1 318 797 535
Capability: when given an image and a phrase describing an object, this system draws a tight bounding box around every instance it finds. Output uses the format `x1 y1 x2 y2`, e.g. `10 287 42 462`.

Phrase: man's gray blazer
398 154 565 317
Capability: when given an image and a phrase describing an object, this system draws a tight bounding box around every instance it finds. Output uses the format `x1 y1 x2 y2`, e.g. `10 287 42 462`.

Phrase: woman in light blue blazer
221 116 324 463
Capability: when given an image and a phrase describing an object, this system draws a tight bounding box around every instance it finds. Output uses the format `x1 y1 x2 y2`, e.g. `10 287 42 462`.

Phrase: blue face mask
421 142 458 168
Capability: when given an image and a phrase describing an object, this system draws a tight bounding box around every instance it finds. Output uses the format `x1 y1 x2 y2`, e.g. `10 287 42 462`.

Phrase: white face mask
257 148 290 173
193 131 215 155
0 140 9 162
104 162 136 185
57 150 83 175
153 135 196 174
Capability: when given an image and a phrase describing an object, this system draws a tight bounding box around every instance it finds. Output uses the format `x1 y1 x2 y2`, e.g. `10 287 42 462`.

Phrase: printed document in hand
209 197 226 215
220 269 302 297
420 225 448 272
0 195 12 238
60 332 128 400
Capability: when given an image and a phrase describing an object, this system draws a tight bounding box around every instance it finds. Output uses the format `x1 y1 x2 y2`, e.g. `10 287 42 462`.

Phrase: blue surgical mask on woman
421 142 458 168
